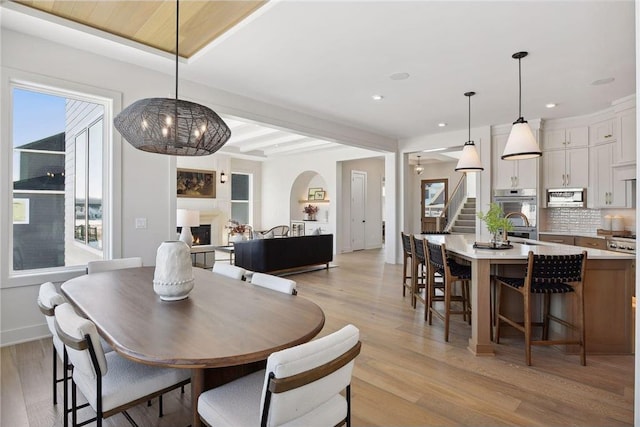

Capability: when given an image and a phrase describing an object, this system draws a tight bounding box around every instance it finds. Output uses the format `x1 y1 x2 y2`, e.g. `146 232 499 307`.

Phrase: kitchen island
421 233 635 356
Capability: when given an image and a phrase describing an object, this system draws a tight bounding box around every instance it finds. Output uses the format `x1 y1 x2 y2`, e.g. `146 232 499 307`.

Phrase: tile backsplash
540 208 636 233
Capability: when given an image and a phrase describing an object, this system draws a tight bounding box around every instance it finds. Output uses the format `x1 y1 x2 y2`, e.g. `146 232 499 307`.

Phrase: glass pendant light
502 51 542 160
114 0 231 156
455 91 484 172
415 155 424 175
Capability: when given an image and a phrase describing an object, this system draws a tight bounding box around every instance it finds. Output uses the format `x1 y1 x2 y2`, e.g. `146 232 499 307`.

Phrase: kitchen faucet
503 212 530 241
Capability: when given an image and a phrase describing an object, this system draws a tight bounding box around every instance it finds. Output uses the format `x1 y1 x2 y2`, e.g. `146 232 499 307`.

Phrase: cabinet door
592 143 626 208
565 147 589 188
515 157 539 189
492 134 516 189
542 129 567 151
566 126 588 148
589 118 617 145
618 108 636 164
544 150 567 188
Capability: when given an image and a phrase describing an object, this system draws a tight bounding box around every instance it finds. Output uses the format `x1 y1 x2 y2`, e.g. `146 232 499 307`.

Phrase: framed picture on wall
308 187 322 200
314 190 326 200
177 168 216 198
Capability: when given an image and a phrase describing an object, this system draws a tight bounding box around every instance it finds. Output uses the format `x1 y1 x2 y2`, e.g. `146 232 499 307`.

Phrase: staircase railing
436 174 467 231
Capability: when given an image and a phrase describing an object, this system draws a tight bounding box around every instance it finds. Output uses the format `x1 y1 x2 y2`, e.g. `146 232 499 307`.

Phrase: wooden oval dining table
61 266 326 427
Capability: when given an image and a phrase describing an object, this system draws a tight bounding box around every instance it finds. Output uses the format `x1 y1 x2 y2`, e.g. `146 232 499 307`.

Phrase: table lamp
177 209 200 247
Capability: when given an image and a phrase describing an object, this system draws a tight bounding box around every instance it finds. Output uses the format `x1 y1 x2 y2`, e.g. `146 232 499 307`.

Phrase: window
11 86 106 271
230 173 252 225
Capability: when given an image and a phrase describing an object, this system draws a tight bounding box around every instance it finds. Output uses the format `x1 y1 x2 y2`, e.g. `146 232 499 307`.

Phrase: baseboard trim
1 324 50 347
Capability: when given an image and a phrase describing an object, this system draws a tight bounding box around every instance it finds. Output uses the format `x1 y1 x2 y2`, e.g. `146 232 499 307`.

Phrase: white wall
339 157 385 252
261 146 386 254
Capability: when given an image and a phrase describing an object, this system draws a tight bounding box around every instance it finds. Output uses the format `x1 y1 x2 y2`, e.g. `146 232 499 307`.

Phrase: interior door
351 171 366 250
421 178 448 232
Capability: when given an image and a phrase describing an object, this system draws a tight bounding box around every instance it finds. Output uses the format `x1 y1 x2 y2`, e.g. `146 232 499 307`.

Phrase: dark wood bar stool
409 235 428 309
425 241 471 341
400 232 415 304
494 251 588 366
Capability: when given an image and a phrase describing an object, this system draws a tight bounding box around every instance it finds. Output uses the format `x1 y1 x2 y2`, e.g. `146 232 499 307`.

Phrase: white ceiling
2 0 636 160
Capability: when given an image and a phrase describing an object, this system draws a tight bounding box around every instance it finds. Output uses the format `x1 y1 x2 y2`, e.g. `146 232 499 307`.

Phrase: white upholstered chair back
250 273 296 295
87 257 143 274
38 282 65 337
54 303 108 380
212 263 246 280
261 324 360 426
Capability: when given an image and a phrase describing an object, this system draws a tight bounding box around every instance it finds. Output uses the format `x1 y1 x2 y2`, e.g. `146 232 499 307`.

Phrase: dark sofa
233 234 333 273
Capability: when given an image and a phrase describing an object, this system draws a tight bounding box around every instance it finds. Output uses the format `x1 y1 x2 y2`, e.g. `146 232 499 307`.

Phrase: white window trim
230 172 253 226
1 68 123 288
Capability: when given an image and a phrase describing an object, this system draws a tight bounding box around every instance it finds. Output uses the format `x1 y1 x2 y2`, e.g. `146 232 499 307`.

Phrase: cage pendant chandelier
114 0 231 156
455 91 484 172
501 51 541 160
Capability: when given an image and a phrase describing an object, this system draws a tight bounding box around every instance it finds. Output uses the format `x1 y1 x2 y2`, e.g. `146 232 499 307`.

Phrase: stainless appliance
605 236 636 254
546 188 586 208
493 189 538 240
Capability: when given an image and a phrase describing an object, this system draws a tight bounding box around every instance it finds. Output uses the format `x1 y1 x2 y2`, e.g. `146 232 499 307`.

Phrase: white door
351 171 366 251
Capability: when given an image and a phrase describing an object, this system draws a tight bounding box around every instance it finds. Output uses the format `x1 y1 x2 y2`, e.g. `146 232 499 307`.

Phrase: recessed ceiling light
591 77 615 86
438 123 447 127
545 103 557 109
390 72 410 81
372 94 384 101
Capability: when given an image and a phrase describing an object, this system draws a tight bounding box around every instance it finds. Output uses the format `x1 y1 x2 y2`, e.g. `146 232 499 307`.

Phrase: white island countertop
420 233 634 260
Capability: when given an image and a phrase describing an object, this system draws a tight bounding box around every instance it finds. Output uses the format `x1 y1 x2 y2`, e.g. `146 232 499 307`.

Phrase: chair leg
402 256 408 297
444 279 451 342
524 291 532 366
542 293 551 340
63 351 69 427
71 380 77 427
158 394 163 417
52 346 58 405
494 283 502 344
346 384 352 427
577 290 586 366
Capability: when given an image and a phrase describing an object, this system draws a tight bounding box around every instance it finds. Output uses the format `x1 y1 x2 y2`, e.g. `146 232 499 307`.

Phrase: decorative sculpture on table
153 241 194 301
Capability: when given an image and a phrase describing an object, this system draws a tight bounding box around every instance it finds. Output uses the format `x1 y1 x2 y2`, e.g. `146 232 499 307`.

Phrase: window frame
1 71 122 288
230 172 253 226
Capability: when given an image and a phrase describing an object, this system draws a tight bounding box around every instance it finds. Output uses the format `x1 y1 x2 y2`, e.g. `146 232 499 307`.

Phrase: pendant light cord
468 94 471 142
517 56 522 119
175 0 179 101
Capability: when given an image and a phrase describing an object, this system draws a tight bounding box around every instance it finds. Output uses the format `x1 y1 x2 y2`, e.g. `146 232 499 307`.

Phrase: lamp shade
501 120 541 160
176 209 200 227
114 98 231 156
455 142 483 172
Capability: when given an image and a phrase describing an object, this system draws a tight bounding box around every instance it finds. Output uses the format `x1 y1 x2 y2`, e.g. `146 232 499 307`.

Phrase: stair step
455 220 476 227
458 214 476 220
451 226 475 233
461 208 476 214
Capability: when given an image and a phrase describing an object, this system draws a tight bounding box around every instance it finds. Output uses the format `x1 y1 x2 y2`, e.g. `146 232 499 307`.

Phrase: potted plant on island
476 203 514 247
303 204 319 221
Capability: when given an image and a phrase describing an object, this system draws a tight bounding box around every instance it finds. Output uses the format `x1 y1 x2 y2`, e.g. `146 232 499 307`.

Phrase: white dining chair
250 272 297 295
86 257 143 274
212 262 246 280
37 282 67 406
198 324 361 427
54 303 190 427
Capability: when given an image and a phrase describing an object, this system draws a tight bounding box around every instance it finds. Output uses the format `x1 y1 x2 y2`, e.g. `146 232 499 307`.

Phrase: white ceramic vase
229 234 245 243
153 241 194 301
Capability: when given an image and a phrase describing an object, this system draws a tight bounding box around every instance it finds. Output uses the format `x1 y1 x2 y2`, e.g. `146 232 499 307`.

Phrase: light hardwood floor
1 248 634 426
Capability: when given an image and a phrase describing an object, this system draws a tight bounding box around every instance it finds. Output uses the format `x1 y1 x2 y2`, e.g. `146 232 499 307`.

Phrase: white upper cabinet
542 126 588 151
590 142 628 208
589 117 617 145
492 133 539 190
616 107 636 165
543 147 589 189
